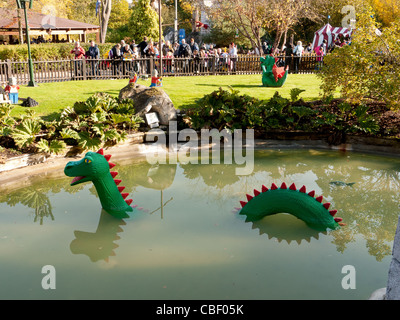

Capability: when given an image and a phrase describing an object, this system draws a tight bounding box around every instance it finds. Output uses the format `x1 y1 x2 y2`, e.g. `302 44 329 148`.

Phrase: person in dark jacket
189 38 199 53
138 36 148 57
111 43 122 76
284 42 293 70
178 39 191 72
178 39 191 58
86 40 100 78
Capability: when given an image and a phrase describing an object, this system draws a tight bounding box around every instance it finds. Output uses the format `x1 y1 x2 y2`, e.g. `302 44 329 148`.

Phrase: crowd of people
275 34 351 73
70 37 240 77
69 34 351 77
108 36 239 74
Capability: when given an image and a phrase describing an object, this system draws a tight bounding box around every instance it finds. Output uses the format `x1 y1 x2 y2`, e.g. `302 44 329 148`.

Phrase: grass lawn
13 74 333 120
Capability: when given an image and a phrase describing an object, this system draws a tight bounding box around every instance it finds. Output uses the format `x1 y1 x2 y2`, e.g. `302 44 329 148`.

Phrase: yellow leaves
32 0 72 18
180 0 194 14
370 0 400 26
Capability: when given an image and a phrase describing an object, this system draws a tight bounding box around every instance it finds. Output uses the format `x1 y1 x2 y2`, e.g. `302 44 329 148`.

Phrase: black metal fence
0 55 321 85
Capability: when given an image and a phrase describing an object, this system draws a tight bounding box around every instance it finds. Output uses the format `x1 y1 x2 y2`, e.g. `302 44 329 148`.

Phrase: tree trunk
18 8 24 44
192 7 199 32
273 29 283 51
100 0 112 43
281 29 288 51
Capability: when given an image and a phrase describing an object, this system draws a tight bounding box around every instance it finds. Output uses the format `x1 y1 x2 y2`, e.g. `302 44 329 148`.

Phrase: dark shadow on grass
42 112 63 122
84 90 121 96
195 83 264 88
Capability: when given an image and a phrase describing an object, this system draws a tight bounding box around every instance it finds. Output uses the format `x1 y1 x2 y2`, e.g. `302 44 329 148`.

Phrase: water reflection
0 181 62 225
70 209 125 262
180 150 400 261
0 150 399 262
247 213 327 244
117 162 176 219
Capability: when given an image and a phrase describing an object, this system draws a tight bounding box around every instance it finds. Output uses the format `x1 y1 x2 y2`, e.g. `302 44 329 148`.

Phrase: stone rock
368 288 386 300
21 97 39 107
119 83 177 126
386 215 400 300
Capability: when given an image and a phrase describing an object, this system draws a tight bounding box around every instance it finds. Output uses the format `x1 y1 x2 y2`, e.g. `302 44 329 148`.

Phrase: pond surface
0 149 399 300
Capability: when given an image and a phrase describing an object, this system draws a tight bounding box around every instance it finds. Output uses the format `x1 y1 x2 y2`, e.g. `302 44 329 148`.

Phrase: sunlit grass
12 74 334 120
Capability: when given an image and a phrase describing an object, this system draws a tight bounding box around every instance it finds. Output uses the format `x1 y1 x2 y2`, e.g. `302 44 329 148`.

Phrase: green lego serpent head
64 149 134 217
65 150 111 186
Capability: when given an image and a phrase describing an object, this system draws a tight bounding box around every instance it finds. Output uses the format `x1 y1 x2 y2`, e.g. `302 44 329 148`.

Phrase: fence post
149 57 154 75
211 56 216 75
82 57 87 80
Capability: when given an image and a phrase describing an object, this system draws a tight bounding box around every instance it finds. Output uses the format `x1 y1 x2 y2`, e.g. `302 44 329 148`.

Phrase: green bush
0 93 143 154
183 88 381 139
0 43 115 61
317 1 400 109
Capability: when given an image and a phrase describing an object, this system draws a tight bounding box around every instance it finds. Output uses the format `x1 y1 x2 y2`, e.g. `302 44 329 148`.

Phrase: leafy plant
183 87 384 140
11 118 42 149
290 88 306 102
77 131 102 150
37 139 67 155
1 92 144 155
291 106 316 125
0 104 15 136
55 93 143 151
317 0 400 109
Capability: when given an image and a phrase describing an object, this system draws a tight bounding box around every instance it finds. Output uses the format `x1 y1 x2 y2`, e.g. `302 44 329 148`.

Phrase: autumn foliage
318 1 400 109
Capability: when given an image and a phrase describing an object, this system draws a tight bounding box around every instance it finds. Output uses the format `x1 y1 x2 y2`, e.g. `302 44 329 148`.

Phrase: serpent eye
85 158 92 164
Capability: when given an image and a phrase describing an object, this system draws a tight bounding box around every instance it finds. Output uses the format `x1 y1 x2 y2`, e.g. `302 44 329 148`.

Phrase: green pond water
0 149 399 300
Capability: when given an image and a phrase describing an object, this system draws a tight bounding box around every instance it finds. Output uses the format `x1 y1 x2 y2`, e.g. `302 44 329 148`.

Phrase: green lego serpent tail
239 182 344 230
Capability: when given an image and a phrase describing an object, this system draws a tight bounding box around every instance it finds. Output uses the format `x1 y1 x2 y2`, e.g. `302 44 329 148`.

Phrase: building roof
0 8 99 31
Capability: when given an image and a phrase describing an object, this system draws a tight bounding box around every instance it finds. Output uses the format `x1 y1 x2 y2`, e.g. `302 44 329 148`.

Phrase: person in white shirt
229 42 238 72
293 41 304 73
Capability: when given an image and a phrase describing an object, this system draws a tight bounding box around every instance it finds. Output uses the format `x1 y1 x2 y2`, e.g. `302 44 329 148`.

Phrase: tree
128 0 159 42
105 0 131 43
162 0 195 35
202 20 252 49
267 0 321 50
318 0 400 109
66 1 98 26
99 0 113 43
0 0 17 8
370 0 400 26
208 0 320 53
108 0 131 30
32 0 72 18
209 0 269 53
